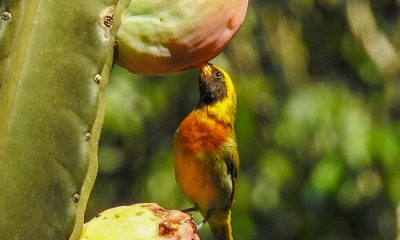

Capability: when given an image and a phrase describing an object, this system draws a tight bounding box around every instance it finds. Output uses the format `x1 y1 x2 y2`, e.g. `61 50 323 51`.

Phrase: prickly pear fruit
80 203 199 240
116 0 249 75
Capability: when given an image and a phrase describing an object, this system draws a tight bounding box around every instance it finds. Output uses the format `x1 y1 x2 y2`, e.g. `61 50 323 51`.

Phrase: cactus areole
0 0 247 239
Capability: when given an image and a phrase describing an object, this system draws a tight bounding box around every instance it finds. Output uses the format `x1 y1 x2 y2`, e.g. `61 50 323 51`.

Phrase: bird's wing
221 134 239 205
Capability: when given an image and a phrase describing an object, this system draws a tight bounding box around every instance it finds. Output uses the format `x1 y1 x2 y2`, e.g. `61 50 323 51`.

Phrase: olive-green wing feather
220 134 239 206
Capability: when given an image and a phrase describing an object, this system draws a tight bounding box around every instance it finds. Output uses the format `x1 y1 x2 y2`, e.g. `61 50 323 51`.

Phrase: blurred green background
86 0 400 239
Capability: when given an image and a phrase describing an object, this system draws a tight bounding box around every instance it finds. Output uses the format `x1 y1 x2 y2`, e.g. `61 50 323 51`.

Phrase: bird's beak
199 62 213 79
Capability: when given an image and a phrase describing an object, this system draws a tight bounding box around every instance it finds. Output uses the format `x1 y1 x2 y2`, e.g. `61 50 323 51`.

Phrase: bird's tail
209 211 233 240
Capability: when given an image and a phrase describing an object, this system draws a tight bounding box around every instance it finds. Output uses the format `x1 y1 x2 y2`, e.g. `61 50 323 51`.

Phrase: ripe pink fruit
116 0 249 75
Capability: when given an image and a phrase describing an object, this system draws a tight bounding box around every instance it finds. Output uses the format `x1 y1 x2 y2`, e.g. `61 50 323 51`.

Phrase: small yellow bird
173 62 239 240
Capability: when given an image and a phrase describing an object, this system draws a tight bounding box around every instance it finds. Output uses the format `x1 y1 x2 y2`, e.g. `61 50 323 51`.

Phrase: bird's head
197 63 237 124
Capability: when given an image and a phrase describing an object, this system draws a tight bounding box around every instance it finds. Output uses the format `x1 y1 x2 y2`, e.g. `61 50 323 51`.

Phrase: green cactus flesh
0 0 129 239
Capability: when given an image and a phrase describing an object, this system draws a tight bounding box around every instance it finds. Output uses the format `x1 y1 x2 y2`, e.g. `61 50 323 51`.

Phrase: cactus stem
94 74 102 84
1 11 12 21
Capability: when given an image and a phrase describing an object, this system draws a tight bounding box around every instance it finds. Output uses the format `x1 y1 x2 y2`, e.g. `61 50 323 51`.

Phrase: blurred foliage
86 0 400 239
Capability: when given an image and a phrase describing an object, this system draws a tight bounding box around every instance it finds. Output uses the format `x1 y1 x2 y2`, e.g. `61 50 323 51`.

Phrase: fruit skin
173 63 239 239
0 1 129 239
116 0 249 76
80 203 199 240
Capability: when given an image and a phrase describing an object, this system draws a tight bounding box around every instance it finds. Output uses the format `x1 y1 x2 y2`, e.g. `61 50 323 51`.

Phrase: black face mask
198 69 227 107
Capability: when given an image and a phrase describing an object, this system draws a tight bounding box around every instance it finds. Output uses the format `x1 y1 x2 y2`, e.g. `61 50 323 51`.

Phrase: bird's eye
214 71 223 78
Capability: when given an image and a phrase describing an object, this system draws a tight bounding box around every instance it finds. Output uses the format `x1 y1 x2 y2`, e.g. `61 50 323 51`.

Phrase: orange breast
177 110 230 153
174 150 220 212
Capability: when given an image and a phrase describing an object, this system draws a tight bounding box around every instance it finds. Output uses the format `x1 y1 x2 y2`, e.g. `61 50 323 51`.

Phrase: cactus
0 1 130 239
0 0 247 239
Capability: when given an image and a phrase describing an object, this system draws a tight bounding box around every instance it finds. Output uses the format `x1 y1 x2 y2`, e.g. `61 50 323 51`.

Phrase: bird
173 62 239 240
